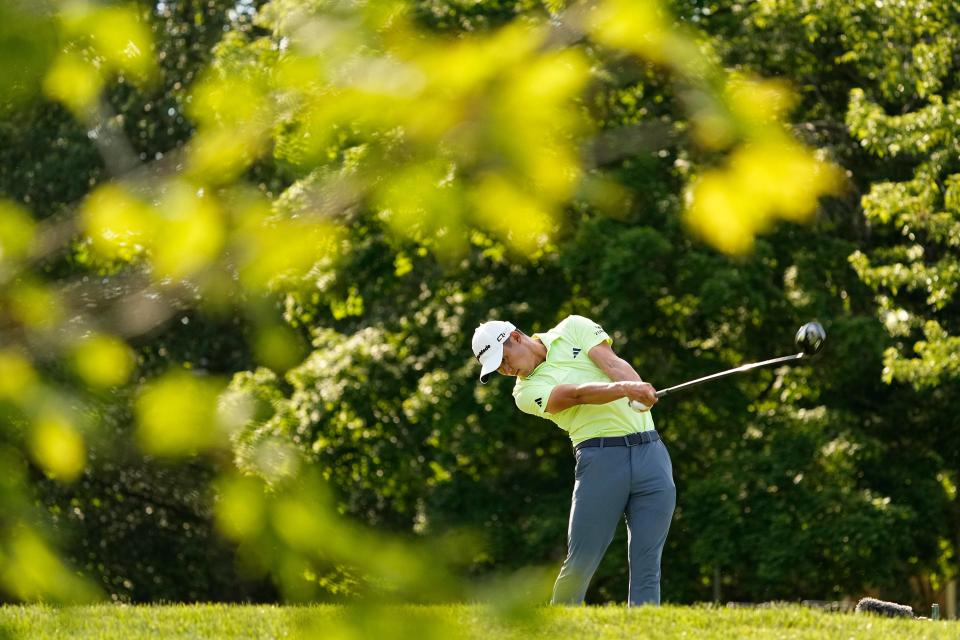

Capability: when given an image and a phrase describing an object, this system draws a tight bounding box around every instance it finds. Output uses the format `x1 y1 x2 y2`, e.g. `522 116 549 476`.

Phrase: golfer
472 315 675 606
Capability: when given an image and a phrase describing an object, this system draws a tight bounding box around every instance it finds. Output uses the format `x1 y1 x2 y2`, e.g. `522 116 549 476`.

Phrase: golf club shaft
655 352 805 398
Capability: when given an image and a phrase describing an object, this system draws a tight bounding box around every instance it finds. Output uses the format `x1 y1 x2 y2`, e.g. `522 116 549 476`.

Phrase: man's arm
545 380 656 413
588 341 643 383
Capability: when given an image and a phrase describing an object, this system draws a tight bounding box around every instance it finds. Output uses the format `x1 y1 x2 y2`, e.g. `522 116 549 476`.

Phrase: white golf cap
472 320 516 383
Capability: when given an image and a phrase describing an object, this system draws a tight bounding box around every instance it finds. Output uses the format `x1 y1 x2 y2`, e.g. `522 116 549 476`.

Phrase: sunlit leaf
0 350 37 403
726 74 796 125
0 527 99 602
81 184 153 262
215 475 267 540
8 279 61 329
42 52 103 115
588 0 670 63
375 162 465 245
495 50 588 201
188 69 270 130
186 129 263 184
30 411 86 482
471 175 554 255
728 136 843 221
135 371 226 456
254 324 307 372
59 2 156 83
234 212 342 290
0 200 35 264
152 182 225 278
70 333 135 389
273 496 328 551
685 138 842 254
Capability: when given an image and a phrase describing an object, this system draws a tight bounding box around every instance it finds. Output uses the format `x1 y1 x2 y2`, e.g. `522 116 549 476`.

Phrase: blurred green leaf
136 371 226 456
70 333 135 389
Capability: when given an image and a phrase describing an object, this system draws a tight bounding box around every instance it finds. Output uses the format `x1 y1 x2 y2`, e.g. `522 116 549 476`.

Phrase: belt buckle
625 434 638 447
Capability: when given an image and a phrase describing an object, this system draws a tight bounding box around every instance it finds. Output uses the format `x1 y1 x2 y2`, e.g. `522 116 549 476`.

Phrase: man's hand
620 381 658 407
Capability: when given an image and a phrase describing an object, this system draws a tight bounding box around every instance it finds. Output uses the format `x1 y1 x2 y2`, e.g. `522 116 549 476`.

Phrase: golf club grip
629 389 670 412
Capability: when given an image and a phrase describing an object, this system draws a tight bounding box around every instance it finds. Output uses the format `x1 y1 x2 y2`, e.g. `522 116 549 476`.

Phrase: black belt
574 430 660 452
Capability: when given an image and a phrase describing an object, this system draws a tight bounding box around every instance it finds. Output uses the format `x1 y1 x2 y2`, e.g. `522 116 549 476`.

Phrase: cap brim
478 346 504 384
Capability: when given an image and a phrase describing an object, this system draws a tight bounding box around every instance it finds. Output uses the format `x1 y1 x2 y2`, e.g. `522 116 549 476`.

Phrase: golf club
629 321 826 412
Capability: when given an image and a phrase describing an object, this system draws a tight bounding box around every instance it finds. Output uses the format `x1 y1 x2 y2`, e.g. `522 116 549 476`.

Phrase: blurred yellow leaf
273 54 326 90
89 6 154 82
685 170 754 253
0 527 99 603
82 184 153 261
71 333 135 389
685 138 843 254
471 175 554 255
0 200 36 263
375 162 465 244
187 129 263 184
422 23 539 94
215 475 266 540
588 0 670 63
30 412 86 482
153 182 225 278
254 324 307 372
732 136 842 220
726 74 796 125
135 371 226 456
59 2 155 83
273 497 328 550
0 350 38 402
42 52 103 115
189 72 269 130
235 214 342 290
9 279 61 329
496 50 588 202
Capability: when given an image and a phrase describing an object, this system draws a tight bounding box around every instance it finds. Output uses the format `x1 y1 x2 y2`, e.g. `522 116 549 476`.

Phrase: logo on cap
477 344 491 360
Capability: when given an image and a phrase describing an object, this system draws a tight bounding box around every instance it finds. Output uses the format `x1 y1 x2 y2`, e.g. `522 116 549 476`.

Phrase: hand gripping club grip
629 390 665 413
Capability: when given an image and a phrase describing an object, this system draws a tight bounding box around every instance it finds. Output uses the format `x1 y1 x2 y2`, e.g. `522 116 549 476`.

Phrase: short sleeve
513 379 556 418
566 315 612 351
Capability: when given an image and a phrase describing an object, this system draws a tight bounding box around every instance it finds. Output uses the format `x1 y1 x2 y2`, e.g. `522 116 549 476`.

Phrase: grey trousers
551 435 676 606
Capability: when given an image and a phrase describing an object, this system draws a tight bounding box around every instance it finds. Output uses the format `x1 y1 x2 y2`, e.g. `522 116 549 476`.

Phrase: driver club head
795 321 826 356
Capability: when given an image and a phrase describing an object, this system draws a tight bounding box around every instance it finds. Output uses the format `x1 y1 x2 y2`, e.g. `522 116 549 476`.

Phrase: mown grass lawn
1 604 956 639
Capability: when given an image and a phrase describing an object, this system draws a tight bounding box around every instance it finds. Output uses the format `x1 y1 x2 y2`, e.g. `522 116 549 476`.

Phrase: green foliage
847 88 960 387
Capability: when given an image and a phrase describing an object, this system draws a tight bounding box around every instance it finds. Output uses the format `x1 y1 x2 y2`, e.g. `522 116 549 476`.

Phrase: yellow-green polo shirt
512 315 655 446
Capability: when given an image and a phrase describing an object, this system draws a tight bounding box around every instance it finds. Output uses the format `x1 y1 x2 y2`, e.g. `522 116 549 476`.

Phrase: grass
0 603 957 639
